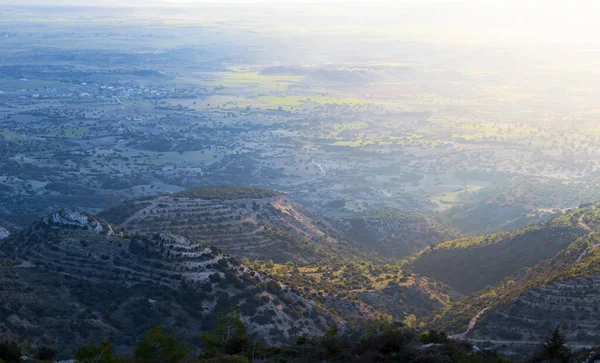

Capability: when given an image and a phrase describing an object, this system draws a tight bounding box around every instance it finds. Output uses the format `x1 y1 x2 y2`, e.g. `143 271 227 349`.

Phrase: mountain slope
251 260 460 322
99 186 348 263
333 208 457 259
0 211 341 356
438 202 560 235
405 212 586 294
427 204 600 357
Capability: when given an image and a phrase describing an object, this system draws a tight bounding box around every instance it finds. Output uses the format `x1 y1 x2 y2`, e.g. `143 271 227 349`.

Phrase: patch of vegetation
1 316 516 363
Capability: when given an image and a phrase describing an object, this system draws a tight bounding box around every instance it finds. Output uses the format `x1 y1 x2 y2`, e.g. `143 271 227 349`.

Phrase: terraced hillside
99 186 347 263
429 243 600 359
0 210 341 356
468 276 600 345
333 208 457 259
425 204 600 359
406 211 586 294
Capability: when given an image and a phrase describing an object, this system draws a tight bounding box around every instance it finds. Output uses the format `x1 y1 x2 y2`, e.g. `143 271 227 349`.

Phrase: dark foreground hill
0 211 341 356
99 186 349 263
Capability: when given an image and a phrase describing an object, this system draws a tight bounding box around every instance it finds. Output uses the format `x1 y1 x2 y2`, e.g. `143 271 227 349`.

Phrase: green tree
420 329 448 344
0 340 21 363
134 326 188 363
34 346 58 361
198 355 249 363
402 313 417 329
540 327 571 363
75 339 116 363
361 316 394 339
325 324 339 338
199 307 252 357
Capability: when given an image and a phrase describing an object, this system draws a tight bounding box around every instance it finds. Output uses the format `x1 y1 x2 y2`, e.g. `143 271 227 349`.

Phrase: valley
4 185 600 361
3 1 600 362
3 3 600 237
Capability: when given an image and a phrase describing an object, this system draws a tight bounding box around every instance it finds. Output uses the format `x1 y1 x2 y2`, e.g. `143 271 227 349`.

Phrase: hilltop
0 211 341 356
333 208 458 259
98 186 350 263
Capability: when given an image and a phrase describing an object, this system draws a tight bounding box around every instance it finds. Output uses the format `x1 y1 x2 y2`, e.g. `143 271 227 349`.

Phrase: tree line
0 307 585 363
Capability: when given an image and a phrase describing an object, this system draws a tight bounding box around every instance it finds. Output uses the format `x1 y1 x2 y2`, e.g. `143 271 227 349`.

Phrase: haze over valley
2 1 600 362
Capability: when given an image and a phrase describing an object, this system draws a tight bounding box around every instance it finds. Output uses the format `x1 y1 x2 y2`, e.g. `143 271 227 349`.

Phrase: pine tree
542 327 571 363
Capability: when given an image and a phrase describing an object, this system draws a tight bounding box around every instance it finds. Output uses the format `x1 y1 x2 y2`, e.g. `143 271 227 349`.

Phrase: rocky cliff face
42 210 116 236
0 215 341 356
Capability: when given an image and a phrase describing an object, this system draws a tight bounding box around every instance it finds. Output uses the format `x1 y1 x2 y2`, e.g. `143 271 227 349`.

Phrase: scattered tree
199 307 252 358
75 339 116 363
134 326 188 363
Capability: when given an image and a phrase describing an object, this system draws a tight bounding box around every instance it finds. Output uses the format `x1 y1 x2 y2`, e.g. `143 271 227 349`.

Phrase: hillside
333 208 458 259
438 202 561 235
0 211 341 356
406 211 586 294
250 260 460 322
99 186 349 263
426 204 600 359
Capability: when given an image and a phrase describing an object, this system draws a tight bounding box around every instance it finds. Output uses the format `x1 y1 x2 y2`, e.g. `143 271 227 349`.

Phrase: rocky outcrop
0 226 9 239
42 210 115 236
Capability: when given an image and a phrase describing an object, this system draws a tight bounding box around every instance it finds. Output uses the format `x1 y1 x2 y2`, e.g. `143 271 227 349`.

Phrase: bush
134 326 188 363
75 339 116 363
199 355 249 363
35 346 58 361
0 341 21 363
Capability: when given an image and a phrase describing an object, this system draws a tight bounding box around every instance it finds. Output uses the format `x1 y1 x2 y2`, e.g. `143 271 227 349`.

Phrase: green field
431 185 485 209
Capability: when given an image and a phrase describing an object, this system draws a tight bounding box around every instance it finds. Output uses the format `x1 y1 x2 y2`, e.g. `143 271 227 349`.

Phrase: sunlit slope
250 260 459 323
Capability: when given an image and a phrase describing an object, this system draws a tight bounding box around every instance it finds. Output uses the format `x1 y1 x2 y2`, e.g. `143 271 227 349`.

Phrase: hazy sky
2 0 600 47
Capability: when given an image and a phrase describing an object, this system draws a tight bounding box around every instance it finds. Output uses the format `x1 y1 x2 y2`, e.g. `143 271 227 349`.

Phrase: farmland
2 3 600 234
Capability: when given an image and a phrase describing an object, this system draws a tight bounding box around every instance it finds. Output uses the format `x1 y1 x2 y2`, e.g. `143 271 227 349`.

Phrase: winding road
575 212 598 263
451 306 490 340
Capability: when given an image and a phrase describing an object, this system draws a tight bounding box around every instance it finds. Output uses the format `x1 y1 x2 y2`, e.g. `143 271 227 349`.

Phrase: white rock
0 227 9 239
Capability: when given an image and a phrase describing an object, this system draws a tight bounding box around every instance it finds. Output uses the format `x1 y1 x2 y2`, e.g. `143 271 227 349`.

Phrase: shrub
0 341 21 363
35 346 58 361
199 355 249 363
